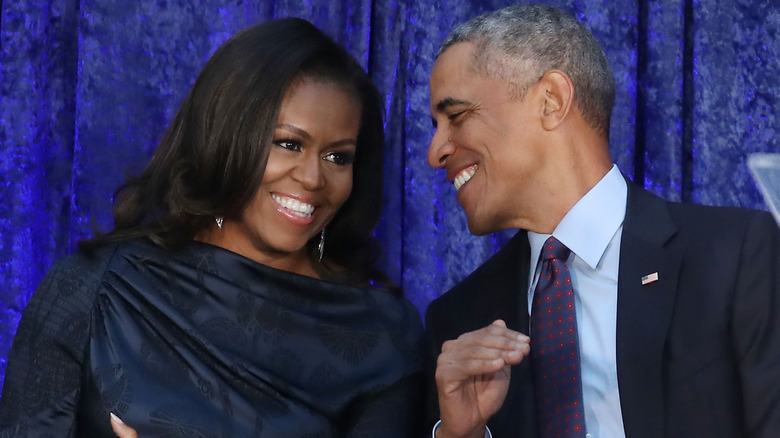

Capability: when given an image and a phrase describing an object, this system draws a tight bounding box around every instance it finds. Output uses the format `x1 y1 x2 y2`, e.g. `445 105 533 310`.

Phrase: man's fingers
437 355 505 377
440 340 527 366
490 319 508 328
441 323 530 358
436 340 528 388
443 335 529 358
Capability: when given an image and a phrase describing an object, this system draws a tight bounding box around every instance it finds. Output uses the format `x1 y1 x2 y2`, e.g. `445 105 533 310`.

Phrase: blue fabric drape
1 0 778 391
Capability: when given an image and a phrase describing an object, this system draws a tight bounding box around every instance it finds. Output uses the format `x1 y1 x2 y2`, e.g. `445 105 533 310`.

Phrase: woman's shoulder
361 286 426 357
50 243 120 285
363 285 422 322
26 243 123 319
57 242 120 273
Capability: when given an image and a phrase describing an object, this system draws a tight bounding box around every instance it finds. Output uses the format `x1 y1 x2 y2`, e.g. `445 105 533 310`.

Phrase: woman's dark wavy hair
80 18 393 291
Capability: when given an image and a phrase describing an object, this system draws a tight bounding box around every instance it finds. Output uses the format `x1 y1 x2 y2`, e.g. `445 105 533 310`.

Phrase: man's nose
428 128 454 169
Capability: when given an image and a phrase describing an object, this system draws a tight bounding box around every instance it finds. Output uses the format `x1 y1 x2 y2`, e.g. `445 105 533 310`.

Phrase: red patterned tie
530 237 587 438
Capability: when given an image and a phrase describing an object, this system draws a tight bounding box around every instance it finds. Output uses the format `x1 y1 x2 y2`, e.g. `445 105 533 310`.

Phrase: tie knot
542 236 570 262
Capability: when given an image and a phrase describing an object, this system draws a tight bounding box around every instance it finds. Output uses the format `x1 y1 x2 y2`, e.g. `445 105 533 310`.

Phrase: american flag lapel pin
641 272 659 285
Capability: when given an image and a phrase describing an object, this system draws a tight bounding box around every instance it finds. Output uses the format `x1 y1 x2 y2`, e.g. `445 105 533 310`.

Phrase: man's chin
465 217 494 236
459 197 490 236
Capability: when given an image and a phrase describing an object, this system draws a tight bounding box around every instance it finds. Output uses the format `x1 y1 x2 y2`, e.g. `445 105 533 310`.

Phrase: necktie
530 236 587 438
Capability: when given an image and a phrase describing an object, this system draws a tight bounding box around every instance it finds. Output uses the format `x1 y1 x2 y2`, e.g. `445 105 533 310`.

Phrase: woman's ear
538 70 574 131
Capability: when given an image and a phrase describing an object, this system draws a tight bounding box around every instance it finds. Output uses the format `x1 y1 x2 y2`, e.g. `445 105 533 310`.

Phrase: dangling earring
318 228 326 262
215 216 223 229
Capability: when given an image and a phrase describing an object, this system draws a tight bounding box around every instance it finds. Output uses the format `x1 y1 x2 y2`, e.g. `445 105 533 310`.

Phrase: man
424 4 780 438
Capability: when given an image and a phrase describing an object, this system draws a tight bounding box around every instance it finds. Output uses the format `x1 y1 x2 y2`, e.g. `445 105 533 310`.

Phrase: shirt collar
529 164 627 270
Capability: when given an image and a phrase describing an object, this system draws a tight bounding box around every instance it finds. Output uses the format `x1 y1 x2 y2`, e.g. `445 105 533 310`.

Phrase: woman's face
216 79 361 275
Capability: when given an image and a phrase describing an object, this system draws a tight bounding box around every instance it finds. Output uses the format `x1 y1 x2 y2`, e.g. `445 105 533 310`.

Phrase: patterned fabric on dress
0 239 425 437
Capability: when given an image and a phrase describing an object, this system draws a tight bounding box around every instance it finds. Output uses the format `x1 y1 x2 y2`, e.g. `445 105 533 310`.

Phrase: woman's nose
292 154 325 190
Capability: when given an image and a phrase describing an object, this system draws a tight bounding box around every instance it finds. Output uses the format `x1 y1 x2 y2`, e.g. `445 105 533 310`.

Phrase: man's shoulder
665 198 772 222
622 185 779 270
655 194 775 236
426 231 529 326
627 181 777 235
669 203 779 255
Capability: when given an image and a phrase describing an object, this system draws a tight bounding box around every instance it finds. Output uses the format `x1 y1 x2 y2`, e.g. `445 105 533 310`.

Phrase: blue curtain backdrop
0 0 778 390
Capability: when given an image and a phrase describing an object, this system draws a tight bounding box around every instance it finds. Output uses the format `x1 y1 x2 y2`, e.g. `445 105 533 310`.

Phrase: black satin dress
0 239 425 437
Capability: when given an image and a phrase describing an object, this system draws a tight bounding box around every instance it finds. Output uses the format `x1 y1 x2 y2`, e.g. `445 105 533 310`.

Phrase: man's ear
538 70 574 131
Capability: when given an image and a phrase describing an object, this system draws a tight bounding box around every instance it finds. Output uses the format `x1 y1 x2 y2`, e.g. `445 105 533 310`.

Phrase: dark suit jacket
424 182 780 437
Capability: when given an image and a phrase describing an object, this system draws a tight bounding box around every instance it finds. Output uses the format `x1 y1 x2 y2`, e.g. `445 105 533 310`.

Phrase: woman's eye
275 140 302 152
323 151 355 165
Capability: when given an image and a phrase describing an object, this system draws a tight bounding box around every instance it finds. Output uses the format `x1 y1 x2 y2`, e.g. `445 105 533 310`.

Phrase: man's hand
435 320 530 438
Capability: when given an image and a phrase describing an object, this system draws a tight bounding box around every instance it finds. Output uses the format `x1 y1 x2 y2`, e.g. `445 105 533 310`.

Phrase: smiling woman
203 80 362 277
0 18 424 437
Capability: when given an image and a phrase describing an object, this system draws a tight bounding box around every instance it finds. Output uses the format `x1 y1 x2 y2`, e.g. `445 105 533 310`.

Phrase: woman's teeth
272 194 315 218
453 165 477 191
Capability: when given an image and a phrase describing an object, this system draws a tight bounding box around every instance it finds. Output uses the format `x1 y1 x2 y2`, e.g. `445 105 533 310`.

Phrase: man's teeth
453 165 477 191
272 194 315 218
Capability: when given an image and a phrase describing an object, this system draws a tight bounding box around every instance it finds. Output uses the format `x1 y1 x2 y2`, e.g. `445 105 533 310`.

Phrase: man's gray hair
439 4 615 135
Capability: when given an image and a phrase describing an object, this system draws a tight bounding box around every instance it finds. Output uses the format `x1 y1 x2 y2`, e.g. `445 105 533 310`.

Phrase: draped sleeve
338 287 425 437
0 246 115 437
343 370 425 437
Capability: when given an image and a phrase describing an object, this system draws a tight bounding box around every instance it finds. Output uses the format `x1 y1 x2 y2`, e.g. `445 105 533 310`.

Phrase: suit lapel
484 230 531 333
472 230 538 436
616 182 681 438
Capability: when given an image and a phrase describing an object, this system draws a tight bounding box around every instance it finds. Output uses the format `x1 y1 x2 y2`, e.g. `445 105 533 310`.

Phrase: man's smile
453 164 478 191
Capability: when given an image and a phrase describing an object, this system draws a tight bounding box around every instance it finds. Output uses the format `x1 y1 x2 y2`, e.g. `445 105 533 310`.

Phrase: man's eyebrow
435 97 471 113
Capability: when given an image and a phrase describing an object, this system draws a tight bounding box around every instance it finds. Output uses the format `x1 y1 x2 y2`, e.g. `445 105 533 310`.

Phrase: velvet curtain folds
0 0 778 390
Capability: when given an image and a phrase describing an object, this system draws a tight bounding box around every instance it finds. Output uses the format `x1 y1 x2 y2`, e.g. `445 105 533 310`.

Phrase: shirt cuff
432 420 492 438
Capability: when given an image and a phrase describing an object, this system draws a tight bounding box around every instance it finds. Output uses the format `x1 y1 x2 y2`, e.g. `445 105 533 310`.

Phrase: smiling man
423 4 780 438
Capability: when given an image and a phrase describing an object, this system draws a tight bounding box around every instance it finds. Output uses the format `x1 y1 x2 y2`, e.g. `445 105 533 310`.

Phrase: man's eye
275 140 301 151
323 151 355 165
448 111 465 123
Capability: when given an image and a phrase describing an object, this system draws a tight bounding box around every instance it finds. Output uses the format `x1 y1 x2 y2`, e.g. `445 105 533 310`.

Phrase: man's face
428 42 548 235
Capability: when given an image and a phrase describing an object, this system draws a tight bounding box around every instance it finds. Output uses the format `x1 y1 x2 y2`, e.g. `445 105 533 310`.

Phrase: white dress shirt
527 164 627 438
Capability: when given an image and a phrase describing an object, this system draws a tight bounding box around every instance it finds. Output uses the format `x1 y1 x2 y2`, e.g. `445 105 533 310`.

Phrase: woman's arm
0 250 108 436
343 372 425 437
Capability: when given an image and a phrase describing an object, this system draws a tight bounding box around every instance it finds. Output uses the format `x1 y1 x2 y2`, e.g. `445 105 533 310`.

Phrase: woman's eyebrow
276 123 313 140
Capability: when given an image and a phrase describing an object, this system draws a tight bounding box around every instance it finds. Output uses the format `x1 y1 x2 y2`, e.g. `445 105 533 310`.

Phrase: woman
0 18 424 437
